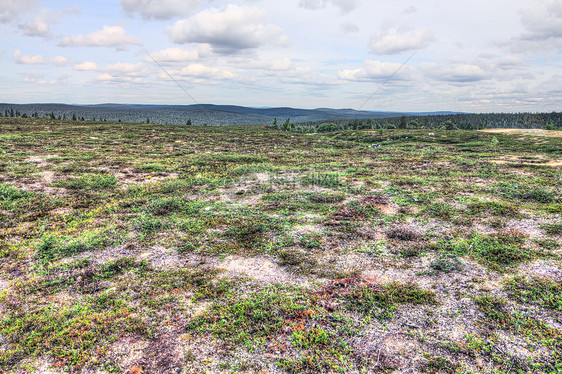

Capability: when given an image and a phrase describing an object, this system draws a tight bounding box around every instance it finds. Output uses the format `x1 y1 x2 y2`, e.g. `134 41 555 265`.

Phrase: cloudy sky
1 0 561 112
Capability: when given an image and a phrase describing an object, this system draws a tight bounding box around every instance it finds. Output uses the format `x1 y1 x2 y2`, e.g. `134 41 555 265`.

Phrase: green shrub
504 276 562 311
468 200 519 217
317 123 344 132
0 301 145 371
542 222 562 235
437 231 532 272
430 255 463 274
302 172 341 188
36 228 122 262
55 173 118 190
343 281 437 320
0 183 34 202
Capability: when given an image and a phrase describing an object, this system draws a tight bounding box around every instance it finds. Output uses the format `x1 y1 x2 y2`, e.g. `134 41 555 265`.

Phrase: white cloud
299 0 359 13
402 6 417 15
166 5 289 54
169 63 238 80
496 55 527 70
75 61 149 78
421 60 494 83
13 48 68 65
266 58 295 71
59 26 142 49
338 60 411 82
0 0 40 23
50 56 68 65
340 21 359 34
74 61 98 71
369 27 434 55
104 62 149 76
121 0 203 20
94 63 149 85
96 74 145 85
512 1 562 52
18 8 61 37
24 76 58 85
146 46 212 63
521 2 562 40
443 64 491 82
19 18 49 36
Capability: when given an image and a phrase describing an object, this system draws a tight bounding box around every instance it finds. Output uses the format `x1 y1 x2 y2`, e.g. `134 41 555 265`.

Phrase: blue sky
1 0 561 112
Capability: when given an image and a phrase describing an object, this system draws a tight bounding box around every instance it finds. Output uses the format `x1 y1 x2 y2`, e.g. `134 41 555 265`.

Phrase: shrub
317 123 344 132
503 276 562 311
542 222 562 235
36 228 122 262
437 230 532 272
55 174 118 190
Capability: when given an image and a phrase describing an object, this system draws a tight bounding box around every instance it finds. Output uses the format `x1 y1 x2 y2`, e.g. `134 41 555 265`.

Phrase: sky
1 0 561 112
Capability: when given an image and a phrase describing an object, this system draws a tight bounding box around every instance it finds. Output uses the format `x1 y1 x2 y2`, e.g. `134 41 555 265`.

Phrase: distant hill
0 103 462 126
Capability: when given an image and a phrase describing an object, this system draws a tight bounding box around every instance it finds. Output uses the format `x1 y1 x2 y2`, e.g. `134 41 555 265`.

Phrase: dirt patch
0 277 9 292
517 260 562 281
137 334 188 374
25 155 58 167
73 243 189 271
109 338 150 373
480 128 562 137
217 254 310 286
488 154 562 167
116 168 178 186
21 358 62 374
17 170 66 195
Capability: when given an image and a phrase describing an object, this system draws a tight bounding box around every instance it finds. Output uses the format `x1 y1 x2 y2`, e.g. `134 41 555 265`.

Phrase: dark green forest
285 112 562 133
1 104 560 133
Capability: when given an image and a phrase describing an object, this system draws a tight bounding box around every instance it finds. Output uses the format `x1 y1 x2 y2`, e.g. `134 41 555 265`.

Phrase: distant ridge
0 103 463 126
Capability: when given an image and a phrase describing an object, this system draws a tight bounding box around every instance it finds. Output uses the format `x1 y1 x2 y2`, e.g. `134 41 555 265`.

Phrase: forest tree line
277 112 562 133
1 105 560 132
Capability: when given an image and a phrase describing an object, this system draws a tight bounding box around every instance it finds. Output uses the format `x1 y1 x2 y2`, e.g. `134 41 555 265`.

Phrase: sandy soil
479 128 562 137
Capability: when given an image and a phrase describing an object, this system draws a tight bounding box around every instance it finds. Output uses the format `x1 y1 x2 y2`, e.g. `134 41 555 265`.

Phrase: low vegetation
0 117 560 373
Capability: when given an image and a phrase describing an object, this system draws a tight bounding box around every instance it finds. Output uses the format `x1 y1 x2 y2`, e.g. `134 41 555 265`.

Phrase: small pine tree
186 118 192 126
146 118 150 124
444 120 457 130
282 118 294 131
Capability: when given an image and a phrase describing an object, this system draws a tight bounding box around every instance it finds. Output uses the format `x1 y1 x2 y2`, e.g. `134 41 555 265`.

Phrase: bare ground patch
480 128 562 137
216 254 310 286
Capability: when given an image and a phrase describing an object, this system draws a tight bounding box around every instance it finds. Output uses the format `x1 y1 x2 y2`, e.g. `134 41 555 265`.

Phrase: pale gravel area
216 254 311 287
479 128 562 137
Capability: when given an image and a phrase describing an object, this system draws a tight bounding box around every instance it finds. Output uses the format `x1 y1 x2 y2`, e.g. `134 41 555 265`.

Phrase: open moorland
0 118 561 374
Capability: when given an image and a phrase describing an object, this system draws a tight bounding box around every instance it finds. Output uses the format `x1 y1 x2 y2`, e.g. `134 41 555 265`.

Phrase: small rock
139 252 152 259
128 366 142 374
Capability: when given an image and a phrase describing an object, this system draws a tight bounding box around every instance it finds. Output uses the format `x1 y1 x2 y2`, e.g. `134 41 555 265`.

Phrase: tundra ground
0 118 561 373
